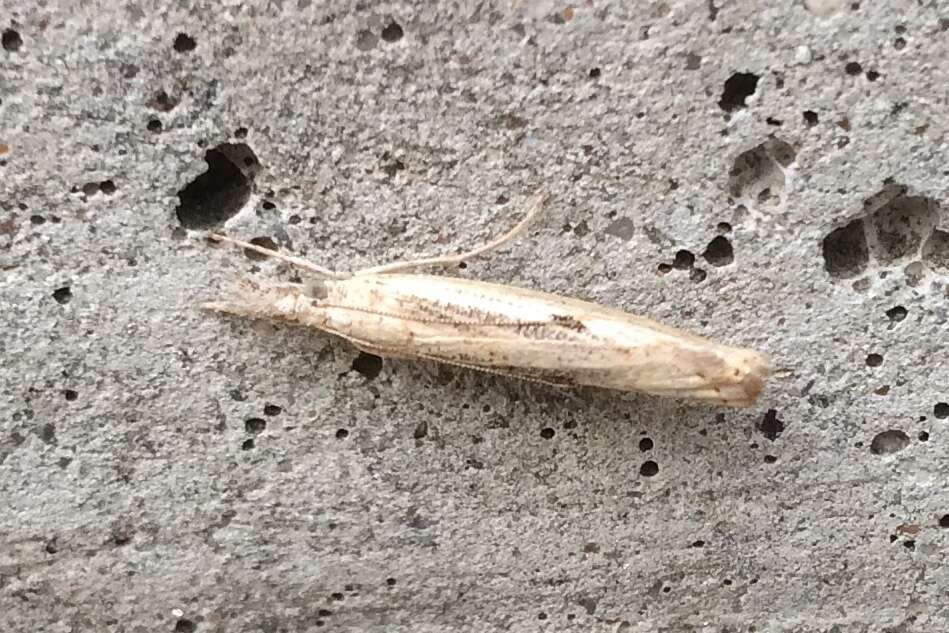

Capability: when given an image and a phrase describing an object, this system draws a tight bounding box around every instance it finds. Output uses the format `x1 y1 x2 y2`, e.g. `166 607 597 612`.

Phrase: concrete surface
2 1 948 631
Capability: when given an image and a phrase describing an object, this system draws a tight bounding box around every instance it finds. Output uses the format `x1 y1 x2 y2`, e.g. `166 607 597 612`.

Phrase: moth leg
353 190 549 276
426 357 575 389
207 233 348 279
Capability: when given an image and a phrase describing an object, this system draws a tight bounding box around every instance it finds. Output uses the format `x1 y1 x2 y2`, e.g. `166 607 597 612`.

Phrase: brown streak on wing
319 302 598 337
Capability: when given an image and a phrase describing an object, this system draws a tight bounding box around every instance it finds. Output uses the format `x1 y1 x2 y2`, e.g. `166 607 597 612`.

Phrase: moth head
202 277 307 321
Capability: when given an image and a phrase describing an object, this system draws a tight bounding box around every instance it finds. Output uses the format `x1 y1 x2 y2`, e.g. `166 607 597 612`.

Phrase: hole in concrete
37 422 56 446
934 402 949 419
381 22 403 42
718 72 759 112
2 28 23 51
234 127 248 139
867 195 940 265
173 33 197 53
886 306 907 322
673 250 695 270
844 61 863 75
866 70 880 81
147 90 178 112
99 180 116 195
657 263 673 274
822 219 868 279
175 144 256 229
386 577 397 586
413 420 428 439
352 352 383 379
639 437 654 451
241 438 255 450
728 138 795 206
245 418 266 434
64 389 78 401
335 428 349 439
763 454 778 463
53 286 72 304
540 427 555 439
803 110 819 126
870 429 910 455
640 460 659 477
865 353 883 367
263 404 282 416
588 67 601 79
756 409 785 441
174 618 197 633
940 514 949 528
918 431 929 442
243 236 278 261
702 236 734 266
922 229 949 274
147 119 163 133
689 268 707 283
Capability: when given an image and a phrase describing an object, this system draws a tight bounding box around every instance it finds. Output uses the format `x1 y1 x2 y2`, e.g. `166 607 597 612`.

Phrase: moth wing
344 334 579 388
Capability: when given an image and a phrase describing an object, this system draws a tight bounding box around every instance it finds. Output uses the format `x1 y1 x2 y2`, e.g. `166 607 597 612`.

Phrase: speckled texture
2 1 948 632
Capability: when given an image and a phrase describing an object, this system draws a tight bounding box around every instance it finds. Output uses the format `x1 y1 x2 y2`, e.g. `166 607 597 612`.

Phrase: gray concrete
2 1 948 631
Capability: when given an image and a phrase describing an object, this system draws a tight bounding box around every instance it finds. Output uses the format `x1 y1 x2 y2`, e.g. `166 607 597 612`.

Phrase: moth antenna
207 233 348 279
353 190 549 276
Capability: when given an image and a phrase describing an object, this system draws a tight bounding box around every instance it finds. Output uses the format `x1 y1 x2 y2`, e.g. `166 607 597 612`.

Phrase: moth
203 193 770 407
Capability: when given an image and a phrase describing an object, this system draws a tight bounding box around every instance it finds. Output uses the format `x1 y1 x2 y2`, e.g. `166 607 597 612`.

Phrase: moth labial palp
202 191 770 407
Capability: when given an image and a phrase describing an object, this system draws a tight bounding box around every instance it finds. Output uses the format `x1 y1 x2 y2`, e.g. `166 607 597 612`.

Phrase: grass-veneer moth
203 192 770 407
